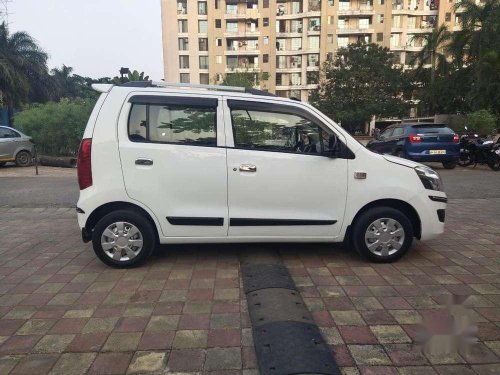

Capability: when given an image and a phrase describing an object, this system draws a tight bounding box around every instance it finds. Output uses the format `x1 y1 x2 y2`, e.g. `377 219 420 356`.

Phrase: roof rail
119 81 276 97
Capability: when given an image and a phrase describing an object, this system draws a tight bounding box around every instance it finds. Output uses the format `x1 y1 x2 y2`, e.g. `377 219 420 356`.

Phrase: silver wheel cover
364 218 405 257
101 221 143 262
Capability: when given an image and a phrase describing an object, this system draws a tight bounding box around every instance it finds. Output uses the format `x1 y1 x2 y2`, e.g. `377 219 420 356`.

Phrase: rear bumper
406 153 459 162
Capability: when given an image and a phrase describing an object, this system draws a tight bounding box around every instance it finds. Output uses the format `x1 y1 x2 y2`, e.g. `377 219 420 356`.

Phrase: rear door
224 98 348 239
118 93 229 238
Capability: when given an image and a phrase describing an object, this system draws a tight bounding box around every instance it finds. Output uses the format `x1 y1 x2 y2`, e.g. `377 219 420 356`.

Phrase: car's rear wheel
0 162 6 167
442 161 457 169
15 151 31 167
352 206 413 263
92 210 156 268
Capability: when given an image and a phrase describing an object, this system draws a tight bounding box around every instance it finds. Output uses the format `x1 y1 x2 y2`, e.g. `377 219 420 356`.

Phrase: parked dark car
367 123 460 169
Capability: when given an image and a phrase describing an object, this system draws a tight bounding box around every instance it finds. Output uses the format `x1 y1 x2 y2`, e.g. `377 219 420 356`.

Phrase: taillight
453 133 459 143
408 135 422 143
77 138 92 190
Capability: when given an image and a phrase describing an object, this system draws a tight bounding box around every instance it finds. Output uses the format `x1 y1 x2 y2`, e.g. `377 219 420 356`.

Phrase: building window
328 16 334 25
308 36 320 49
215 0 219 9
291 38 302 50
198 20 208 33
226 4 238 14
379 0 384 4
216 38 222 47
227 56 238 69
393 15 401 28
264 36 269 45
309 0 321 11
328 34 334 44
291 73 301 85
263 54 269 63
198 1 207 15
445 12 451 22
309 18 321 31
179 55 190 69
178 38 189 51
307 71 319 84
263 18 269 27
329 0 334 5
308 54 320 67
199 56 209 69
177 1 187 14
338 37 349 48
215 19 221 28
359 18 370 29
180 73 190 83
339 1 350 10
390 33 400 47
377 32 383 42
377 14 384 23
263 0 269 7
276 39 285 51
216 55 222 64
227 22 238 33
199 38 209 51
178 20 188 33
199 73 210 85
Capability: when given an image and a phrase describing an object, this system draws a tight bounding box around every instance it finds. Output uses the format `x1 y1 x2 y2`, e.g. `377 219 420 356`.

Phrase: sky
7 0 164 80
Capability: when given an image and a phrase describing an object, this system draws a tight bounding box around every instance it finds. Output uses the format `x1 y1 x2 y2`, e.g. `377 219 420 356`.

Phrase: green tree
410 25 451 114
0 22 49 124
15 98 96 156
312 41 412 133
450 0 500 114
219 71 269 88
463 109 498 135
112 70 150 85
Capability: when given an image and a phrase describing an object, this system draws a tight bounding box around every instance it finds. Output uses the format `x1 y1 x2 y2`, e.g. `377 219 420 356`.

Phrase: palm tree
0 22 49 124
410 25 451 113
51 64 77 98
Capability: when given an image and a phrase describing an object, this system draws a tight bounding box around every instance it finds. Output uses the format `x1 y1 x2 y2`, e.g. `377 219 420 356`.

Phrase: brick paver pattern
0 199 499 374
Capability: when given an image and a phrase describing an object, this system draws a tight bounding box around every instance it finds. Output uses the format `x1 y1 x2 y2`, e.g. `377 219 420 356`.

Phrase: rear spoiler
91 84 114 93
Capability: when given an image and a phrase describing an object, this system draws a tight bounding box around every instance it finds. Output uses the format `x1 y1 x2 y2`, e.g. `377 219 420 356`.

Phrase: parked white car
77 82 447 267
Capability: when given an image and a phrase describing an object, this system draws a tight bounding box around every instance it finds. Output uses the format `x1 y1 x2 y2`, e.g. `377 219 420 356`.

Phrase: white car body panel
77 85 446 247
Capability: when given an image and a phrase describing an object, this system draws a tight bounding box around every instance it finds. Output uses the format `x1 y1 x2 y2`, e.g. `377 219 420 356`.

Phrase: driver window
230 107 336 156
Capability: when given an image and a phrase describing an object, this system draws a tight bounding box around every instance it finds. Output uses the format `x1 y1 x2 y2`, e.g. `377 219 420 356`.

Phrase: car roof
94 81 299 104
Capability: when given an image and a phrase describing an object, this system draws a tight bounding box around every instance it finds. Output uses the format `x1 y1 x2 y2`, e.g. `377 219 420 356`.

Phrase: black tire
92 209 156 268
487 155 500 171
15 151 31 167
442 161 457 169
352 206 414 263
0 162 6 167
458 151 473 167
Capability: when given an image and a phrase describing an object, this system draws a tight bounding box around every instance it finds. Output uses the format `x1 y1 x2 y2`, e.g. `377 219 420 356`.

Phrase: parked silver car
0 126 34 167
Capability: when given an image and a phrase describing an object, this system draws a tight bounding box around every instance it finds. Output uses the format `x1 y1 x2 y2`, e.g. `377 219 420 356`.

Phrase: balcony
225 65 261 73
337 27 374 35
225 47 260 56
276 29 303 37
224 30 260 38
337 6 375 16
224 9 260 20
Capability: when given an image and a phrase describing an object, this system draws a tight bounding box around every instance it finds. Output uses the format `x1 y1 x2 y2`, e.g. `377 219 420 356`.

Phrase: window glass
180 73 190 83
199 38 208 51
413 125 454 134
380 128 394 139
392 127 404 137
231 107 336 155
199 56 209 69
128 103 217 146
128 105 147 142
199 73 210 84
198 20 208 33
149 105 216 146
178 38 189 50
178 20 188 33
198 1 207 15
179 56 190 69
0 128 20 138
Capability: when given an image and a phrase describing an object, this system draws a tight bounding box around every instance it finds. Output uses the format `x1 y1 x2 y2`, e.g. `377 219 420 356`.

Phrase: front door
224 98 348 239
118 93 228 238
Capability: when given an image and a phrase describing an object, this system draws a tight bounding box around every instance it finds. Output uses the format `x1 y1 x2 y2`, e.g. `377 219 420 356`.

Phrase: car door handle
239 164 257 172
135 158 153 166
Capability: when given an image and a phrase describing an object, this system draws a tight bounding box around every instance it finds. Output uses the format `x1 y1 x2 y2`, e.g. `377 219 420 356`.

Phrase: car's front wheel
15 151 31 167
352 206 413 262
92 210 156 268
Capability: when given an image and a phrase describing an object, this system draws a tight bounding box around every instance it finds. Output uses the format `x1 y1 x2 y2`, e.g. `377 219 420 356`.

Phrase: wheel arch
85 201 160 242
347 198 421 241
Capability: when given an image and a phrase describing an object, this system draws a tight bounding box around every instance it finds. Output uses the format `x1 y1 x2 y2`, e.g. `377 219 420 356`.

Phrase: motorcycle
459 133 500 171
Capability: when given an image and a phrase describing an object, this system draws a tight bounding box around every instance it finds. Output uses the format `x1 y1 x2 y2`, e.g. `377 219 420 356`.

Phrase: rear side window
128 97 217 147
412 125 454 134
0 128 20 138
392 127 404 137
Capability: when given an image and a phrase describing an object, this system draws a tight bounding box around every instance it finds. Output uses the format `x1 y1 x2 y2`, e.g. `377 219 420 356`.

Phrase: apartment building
161 0 463 102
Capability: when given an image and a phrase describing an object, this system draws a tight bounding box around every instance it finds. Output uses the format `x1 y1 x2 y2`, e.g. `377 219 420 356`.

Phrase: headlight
415 166 443 191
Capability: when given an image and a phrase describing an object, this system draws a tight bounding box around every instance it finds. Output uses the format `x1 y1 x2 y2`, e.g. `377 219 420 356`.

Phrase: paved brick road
0 199 499 374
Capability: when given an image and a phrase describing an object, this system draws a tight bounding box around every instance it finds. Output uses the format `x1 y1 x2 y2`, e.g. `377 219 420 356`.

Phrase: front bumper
409 191 447 241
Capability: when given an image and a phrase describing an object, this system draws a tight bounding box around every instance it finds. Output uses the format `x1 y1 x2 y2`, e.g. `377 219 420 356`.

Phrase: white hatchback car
77 82 447 267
